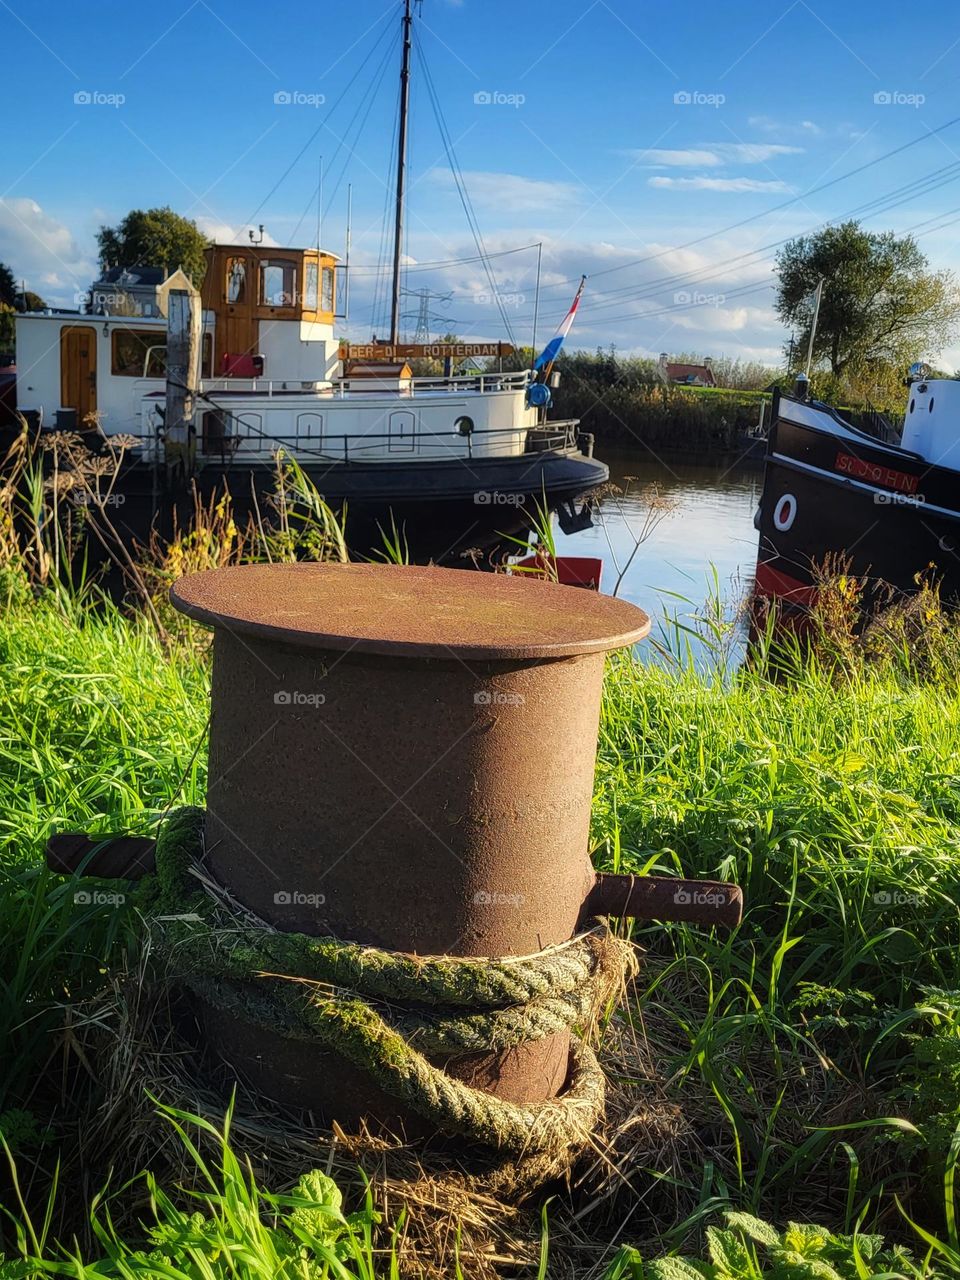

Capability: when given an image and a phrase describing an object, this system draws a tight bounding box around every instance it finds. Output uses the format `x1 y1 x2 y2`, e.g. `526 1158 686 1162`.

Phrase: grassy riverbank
2 578 960 1275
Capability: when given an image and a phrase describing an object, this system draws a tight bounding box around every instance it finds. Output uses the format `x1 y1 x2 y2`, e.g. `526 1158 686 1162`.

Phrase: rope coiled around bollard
145 807 636 1163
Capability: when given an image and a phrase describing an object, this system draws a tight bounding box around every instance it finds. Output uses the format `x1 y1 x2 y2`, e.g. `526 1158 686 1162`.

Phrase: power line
534 111 960 296
527 156 960 332
346 242 542 272
568 158 960 316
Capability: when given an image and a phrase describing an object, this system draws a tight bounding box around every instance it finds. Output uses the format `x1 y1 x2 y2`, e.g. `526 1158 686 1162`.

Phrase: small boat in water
754 365 960 613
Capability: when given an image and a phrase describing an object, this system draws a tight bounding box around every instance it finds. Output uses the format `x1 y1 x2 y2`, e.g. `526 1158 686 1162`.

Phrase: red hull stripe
755 561 817 605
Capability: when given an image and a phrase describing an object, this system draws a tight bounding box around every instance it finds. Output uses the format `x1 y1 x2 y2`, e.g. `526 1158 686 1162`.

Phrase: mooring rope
145 806 636 1163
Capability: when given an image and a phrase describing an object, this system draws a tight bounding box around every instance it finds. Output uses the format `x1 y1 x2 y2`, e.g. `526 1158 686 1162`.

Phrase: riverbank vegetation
0 509 959 1275
548 348 911 457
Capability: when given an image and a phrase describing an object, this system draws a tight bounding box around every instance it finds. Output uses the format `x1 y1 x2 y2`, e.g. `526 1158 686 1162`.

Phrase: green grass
595 655 960 1213
2 579 960 1273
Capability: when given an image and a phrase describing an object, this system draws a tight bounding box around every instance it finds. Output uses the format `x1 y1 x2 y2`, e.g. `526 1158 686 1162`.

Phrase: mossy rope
144 806 636 1161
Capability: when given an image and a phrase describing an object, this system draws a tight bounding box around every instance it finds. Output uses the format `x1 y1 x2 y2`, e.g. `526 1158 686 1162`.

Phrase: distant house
658 353 717 387
87 266 194 318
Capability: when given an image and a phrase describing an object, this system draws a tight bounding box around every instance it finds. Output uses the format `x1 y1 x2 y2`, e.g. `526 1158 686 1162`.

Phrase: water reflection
557 451 763 658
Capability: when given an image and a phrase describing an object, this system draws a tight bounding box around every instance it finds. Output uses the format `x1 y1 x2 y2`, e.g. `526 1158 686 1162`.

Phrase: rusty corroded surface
170 562 651 659
164 562 655 1121
584 873 743 927
46 838 744 930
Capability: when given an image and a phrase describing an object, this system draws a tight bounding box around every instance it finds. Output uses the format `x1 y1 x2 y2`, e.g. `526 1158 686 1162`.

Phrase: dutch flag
534 276 586 372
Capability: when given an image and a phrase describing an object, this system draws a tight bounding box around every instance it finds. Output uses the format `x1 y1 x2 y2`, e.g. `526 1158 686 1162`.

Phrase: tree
0 305 14 356
15 290 45 312
0 262 16 309
775 221 960 382
0 264 45 317
96 207 209 284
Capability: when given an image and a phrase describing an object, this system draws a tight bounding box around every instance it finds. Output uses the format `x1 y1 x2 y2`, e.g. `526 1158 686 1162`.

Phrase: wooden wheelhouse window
226 257 247 304
260 259 297 307
112 329 165 377
321 265 335 313
305 262 319 311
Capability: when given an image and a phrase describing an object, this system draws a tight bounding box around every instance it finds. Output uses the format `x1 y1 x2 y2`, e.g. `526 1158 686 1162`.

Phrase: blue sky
4 0 960 365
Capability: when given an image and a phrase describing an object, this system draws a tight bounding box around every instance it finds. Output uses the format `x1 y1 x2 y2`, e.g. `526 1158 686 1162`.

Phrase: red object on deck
516 555 603 591
220 353 264 378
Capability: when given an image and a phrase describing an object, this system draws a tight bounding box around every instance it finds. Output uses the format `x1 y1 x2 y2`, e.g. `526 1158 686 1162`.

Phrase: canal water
555 451 763 661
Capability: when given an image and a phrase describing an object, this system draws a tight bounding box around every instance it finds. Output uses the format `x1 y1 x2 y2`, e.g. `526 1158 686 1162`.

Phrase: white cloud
195 216 279 246
670 304 776 334
748 115 823 137
0 198 95 301
635 143 802 167
648 176 794 193
427 169 580 213
636 148 726 168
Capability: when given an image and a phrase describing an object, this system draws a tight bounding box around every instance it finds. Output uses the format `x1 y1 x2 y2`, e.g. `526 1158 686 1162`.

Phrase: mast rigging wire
413 27 518 348
238 11 395 237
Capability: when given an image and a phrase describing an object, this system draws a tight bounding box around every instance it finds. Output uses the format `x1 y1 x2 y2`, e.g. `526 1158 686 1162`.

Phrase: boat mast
389 0 413 345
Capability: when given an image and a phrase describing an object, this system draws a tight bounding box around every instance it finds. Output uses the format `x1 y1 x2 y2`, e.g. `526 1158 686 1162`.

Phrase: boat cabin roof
208 241 340 261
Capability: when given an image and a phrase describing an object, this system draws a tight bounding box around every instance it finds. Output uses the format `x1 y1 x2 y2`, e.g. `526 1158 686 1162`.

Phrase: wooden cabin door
221 253 257 360
60 326 98 424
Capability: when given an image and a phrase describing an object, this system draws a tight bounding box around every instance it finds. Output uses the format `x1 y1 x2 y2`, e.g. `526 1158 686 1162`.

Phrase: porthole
773 493 797 532
930 398 935 413
940 535 956 554
455 415 475 436
909 399 915 413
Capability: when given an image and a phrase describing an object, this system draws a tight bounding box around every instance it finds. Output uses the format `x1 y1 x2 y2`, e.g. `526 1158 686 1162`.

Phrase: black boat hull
755 393 960 609
31 441 609 567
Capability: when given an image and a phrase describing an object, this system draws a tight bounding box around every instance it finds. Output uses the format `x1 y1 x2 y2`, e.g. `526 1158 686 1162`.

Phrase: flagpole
805 278 824 379
530 241 542 372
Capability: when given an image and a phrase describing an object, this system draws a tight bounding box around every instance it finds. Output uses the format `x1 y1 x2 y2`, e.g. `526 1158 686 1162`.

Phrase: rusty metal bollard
49 563 743 1134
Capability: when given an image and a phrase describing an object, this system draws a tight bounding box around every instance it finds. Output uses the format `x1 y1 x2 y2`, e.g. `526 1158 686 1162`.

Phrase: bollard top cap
170 563 650 660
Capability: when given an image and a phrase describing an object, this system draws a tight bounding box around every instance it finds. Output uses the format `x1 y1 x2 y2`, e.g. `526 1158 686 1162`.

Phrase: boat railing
196 418 582 462
198 368 534 398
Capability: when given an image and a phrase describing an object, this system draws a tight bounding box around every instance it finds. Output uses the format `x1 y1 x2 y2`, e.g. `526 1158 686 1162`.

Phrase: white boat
9 1 605 555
